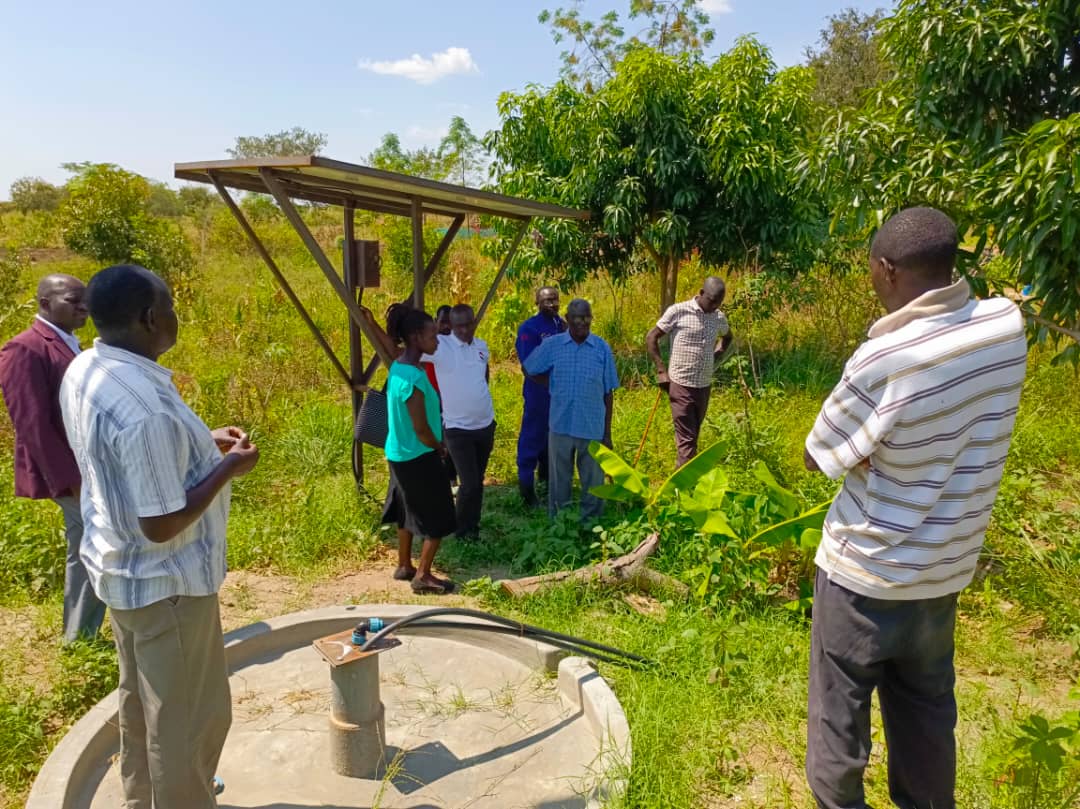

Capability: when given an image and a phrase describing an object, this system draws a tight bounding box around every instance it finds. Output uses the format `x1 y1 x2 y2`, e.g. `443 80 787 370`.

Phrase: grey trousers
444 421 496 538
110 594 232 809
53 495 106 643
668 381 711 467
547 432 604 521
806 569 958 809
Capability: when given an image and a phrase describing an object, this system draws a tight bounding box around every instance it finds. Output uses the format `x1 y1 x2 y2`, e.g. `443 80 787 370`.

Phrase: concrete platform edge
28 604 631 809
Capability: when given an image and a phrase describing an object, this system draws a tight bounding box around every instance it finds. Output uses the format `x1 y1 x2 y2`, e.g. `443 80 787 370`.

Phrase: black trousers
806 569 958 809
444 421 496 538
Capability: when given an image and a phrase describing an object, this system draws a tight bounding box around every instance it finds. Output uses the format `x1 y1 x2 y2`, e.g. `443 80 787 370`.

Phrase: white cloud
358 46 479 84
697 0 733 13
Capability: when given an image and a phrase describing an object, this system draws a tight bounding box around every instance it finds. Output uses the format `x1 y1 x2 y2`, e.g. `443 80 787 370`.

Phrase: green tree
488 38 822 311
177 185 217 218
56 163 195 298
439 116 483 186
9 177 63 213
803 0 1080 359
367 133 450 180
146 182 182 217
227 127 328 159
540 0 715 91
804 8 891 112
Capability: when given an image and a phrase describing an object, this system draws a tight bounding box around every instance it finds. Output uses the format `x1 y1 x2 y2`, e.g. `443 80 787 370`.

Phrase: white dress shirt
423 334 495 430
36 314 81 355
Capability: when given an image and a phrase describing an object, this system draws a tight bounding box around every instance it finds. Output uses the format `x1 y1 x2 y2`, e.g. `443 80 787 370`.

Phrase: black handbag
354 388 389 448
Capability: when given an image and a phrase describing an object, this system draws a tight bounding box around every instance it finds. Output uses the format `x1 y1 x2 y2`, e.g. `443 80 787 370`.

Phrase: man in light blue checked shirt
523 298 619 520
60 265 259 809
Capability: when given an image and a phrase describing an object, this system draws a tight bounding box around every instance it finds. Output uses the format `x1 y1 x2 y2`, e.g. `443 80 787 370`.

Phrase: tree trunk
661 255 679 311
498 533 689 599
640 238 680 313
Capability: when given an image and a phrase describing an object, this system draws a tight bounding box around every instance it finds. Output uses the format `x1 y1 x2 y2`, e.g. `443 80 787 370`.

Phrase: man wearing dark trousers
646 276 732 468
0 273 106 642
423 304 495 540
515 286 565 506
803 207 1027 809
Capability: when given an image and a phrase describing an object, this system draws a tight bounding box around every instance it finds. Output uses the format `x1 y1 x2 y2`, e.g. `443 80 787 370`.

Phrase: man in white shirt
61 264 259 809
423 303 495 540
803 208 1027 809
0 273 106 642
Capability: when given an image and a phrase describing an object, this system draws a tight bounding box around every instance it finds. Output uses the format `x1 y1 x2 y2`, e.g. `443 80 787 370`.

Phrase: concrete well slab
29 605 631 809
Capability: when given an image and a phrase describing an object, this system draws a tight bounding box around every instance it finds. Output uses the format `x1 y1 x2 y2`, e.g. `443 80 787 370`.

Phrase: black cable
362 607 650 663
396 619 652 668
359 607 650 665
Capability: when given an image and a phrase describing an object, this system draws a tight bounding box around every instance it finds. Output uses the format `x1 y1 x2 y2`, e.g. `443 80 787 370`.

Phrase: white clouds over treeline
358 46 479 84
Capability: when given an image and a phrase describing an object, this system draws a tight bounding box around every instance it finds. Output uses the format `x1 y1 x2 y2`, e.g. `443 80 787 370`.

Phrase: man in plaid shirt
646 277 733 467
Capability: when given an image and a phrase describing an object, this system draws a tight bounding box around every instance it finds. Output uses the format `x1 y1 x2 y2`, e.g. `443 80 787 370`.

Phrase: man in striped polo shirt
803 207 1027 809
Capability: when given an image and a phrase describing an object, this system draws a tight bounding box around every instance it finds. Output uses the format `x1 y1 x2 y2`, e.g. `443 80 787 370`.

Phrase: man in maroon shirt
0 273 105 641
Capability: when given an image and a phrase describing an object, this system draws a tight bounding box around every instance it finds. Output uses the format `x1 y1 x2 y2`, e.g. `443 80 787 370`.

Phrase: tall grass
0 210 1077 807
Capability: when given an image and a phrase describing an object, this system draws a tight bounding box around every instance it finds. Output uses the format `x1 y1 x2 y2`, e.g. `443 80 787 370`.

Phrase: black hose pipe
395 619 652 668
358 607 651 666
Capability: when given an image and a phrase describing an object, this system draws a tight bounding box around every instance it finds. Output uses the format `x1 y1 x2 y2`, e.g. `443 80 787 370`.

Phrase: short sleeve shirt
59 341 230 610
421 334 495 430
656 299 730 388
523 332 619 441
385 361 442 462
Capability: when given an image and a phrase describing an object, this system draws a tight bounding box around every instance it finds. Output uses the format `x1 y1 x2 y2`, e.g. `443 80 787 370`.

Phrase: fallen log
498 533 689 599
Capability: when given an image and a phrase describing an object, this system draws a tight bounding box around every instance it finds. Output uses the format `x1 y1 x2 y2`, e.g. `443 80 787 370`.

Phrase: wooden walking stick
633 388 664 468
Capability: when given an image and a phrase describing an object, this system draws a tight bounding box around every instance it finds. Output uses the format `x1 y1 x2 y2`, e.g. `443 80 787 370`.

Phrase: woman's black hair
436 304 452 319
386 303 433 345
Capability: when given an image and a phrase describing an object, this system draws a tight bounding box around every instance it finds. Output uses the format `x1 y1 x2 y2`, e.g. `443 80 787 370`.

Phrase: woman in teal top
380 304 456 594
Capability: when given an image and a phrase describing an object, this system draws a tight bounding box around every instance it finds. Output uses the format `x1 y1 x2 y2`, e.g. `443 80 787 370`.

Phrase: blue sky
0 0 890 198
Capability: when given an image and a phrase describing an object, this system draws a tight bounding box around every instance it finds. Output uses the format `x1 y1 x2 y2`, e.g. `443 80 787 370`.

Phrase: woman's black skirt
381 451 457 539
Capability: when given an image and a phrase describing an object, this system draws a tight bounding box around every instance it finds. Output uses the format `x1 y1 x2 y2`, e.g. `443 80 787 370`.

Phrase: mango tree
486 37 824 312
803 0 1080 361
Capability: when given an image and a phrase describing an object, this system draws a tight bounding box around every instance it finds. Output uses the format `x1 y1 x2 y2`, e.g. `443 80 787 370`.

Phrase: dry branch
498 533 689 599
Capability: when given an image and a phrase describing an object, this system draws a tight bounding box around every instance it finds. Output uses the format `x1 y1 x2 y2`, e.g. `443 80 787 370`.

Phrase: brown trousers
668 381 712 467
110 593 231 809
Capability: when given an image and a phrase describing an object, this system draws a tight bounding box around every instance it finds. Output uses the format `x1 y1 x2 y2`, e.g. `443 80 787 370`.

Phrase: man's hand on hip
656 368 670 392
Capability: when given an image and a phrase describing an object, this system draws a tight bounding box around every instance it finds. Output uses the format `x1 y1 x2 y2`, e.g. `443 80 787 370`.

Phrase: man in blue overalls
515 286 565 507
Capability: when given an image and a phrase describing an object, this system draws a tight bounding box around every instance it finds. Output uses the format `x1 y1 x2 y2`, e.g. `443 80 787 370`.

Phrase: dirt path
217 561 478 633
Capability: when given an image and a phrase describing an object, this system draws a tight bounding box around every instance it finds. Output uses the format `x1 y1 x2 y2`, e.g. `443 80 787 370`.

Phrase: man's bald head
37 273 83 300
696 276 726 313
36 274 88 333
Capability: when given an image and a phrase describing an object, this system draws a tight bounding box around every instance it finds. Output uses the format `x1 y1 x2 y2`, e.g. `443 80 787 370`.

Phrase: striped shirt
656 299 730 388
806 279 1027 600
59 340 230 610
